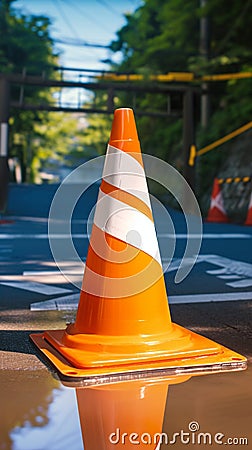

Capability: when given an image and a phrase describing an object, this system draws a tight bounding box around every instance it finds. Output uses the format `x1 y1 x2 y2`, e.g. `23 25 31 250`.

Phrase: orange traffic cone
206 178 229 223
245 191 252 225
75 378 174 450
31 108 246 381
74 375 191 450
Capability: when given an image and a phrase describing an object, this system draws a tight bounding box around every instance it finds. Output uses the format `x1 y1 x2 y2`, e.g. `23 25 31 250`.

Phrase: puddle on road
0 367 251 449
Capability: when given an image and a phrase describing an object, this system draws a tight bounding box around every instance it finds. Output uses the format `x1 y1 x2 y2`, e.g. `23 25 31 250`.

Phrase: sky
14 0 142 71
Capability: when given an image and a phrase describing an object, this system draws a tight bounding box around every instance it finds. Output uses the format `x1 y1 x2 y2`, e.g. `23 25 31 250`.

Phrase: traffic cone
74 375 191 450
206 178 229 223
245 191 252 225
31 108 246 381
75 378 174 450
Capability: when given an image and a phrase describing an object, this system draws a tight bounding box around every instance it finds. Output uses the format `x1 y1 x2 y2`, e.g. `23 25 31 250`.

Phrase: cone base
30 325 247 385
206 217 229 223
205 212 229 223
244 218 252 226
0 220 14 224
48 323 213 368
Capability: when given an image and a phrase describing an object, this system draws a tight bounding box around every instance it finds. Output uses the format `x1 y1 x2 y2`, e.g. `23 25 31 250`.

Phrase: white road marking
23 269 84 276
0 233 251 239
201 254 252 278
2 253 252 299
163 254 252 289
30 299 57 310
30 290 252 311
169 292 252 303
159 233 251 239
226 279 252 288
207 268 231 275
31 293 80 311
23 271 62 276
0 234 86 239
6 216 88 224
0 281 72 295
217 275 242 280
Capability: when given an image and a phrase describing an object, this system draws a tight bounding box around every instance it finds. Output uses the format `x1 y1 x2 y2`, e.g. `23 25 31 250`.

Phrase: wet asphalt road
0 183 252 310
0 183 252 369
0 184 252 450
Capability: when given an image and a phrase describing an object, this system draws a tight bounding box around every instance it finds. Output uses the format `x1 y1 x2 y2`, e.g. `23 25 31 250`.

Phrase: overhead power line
54 0 80 40
54 37 111 49
95 0 122 18
60 0 112 35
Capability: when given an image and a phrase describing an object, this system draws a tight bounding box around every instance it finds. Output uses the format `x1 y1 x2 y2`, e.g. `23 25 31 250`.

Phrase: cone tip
109 108 139 143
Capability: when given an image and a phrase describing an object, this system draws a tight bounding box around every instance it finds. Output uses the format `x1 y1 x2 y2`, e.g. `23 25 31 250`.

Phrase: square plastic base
30 331 247 386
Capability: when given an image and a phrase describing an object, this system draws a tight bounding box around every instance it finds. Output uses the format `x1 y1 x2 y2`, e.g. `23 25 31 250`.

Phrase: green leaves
0 0 59 181
109 0 252 205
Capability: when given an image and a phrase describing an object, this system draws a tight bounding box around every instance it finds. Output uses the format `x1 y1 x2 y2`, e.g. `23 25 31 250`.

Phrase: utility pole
0 76 10 213
182 88 195 190
200 0 211 128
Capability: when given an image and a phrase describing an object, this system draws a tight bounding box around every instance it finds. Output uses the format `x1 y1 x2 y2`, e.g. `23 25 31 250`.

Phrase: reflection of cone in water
31 108 246 380
245 191 252 225
75 376 190 450
206 178 229 223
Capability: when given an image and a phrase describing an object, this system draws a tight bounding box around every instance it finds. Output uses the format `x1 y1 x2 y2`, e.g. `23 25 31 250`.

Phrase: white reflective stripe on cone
102 145 152 209
210 192 226 214
82 259 163 298
94 190 162 265
248 192 252 209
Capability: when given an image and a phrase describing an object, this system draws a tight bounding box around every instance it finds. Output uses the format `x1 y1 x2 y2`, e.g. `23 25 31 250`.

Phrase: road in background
0 183 252 311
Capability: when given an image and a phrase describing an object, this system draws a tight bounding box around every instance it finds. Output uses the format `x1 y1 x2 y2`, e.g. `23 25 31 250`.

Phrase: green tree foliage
0 0 60 181
29 113 95 183
1 1 112 182
0 0 56 75
80 91 126 157
109 0 252 200
111 0 198 73
26 108 112 183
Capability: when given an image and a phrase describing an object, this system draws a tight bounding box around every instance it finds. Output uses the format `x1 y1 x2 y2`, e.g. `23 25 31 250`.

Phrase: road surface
0 183 252 311
0 184 251 450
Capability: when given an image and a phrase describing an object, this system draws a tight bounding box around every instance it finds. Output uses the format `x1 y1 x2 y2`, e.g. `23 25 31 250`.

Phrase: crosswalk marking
202 254 252 278
226 279 252 288
1 254 252 301
0 233 251 239
31 293 80 311
23 269 84 276
0 281 72 295
30 291 252 311
169 292 252 303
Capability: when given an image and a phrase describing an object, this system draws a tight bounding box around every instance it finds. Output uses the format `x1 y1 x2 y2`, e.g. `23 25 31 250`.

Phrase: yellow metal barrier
97 71 252 83
189 121 252 166
202 72 252 82
218 176 251 184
